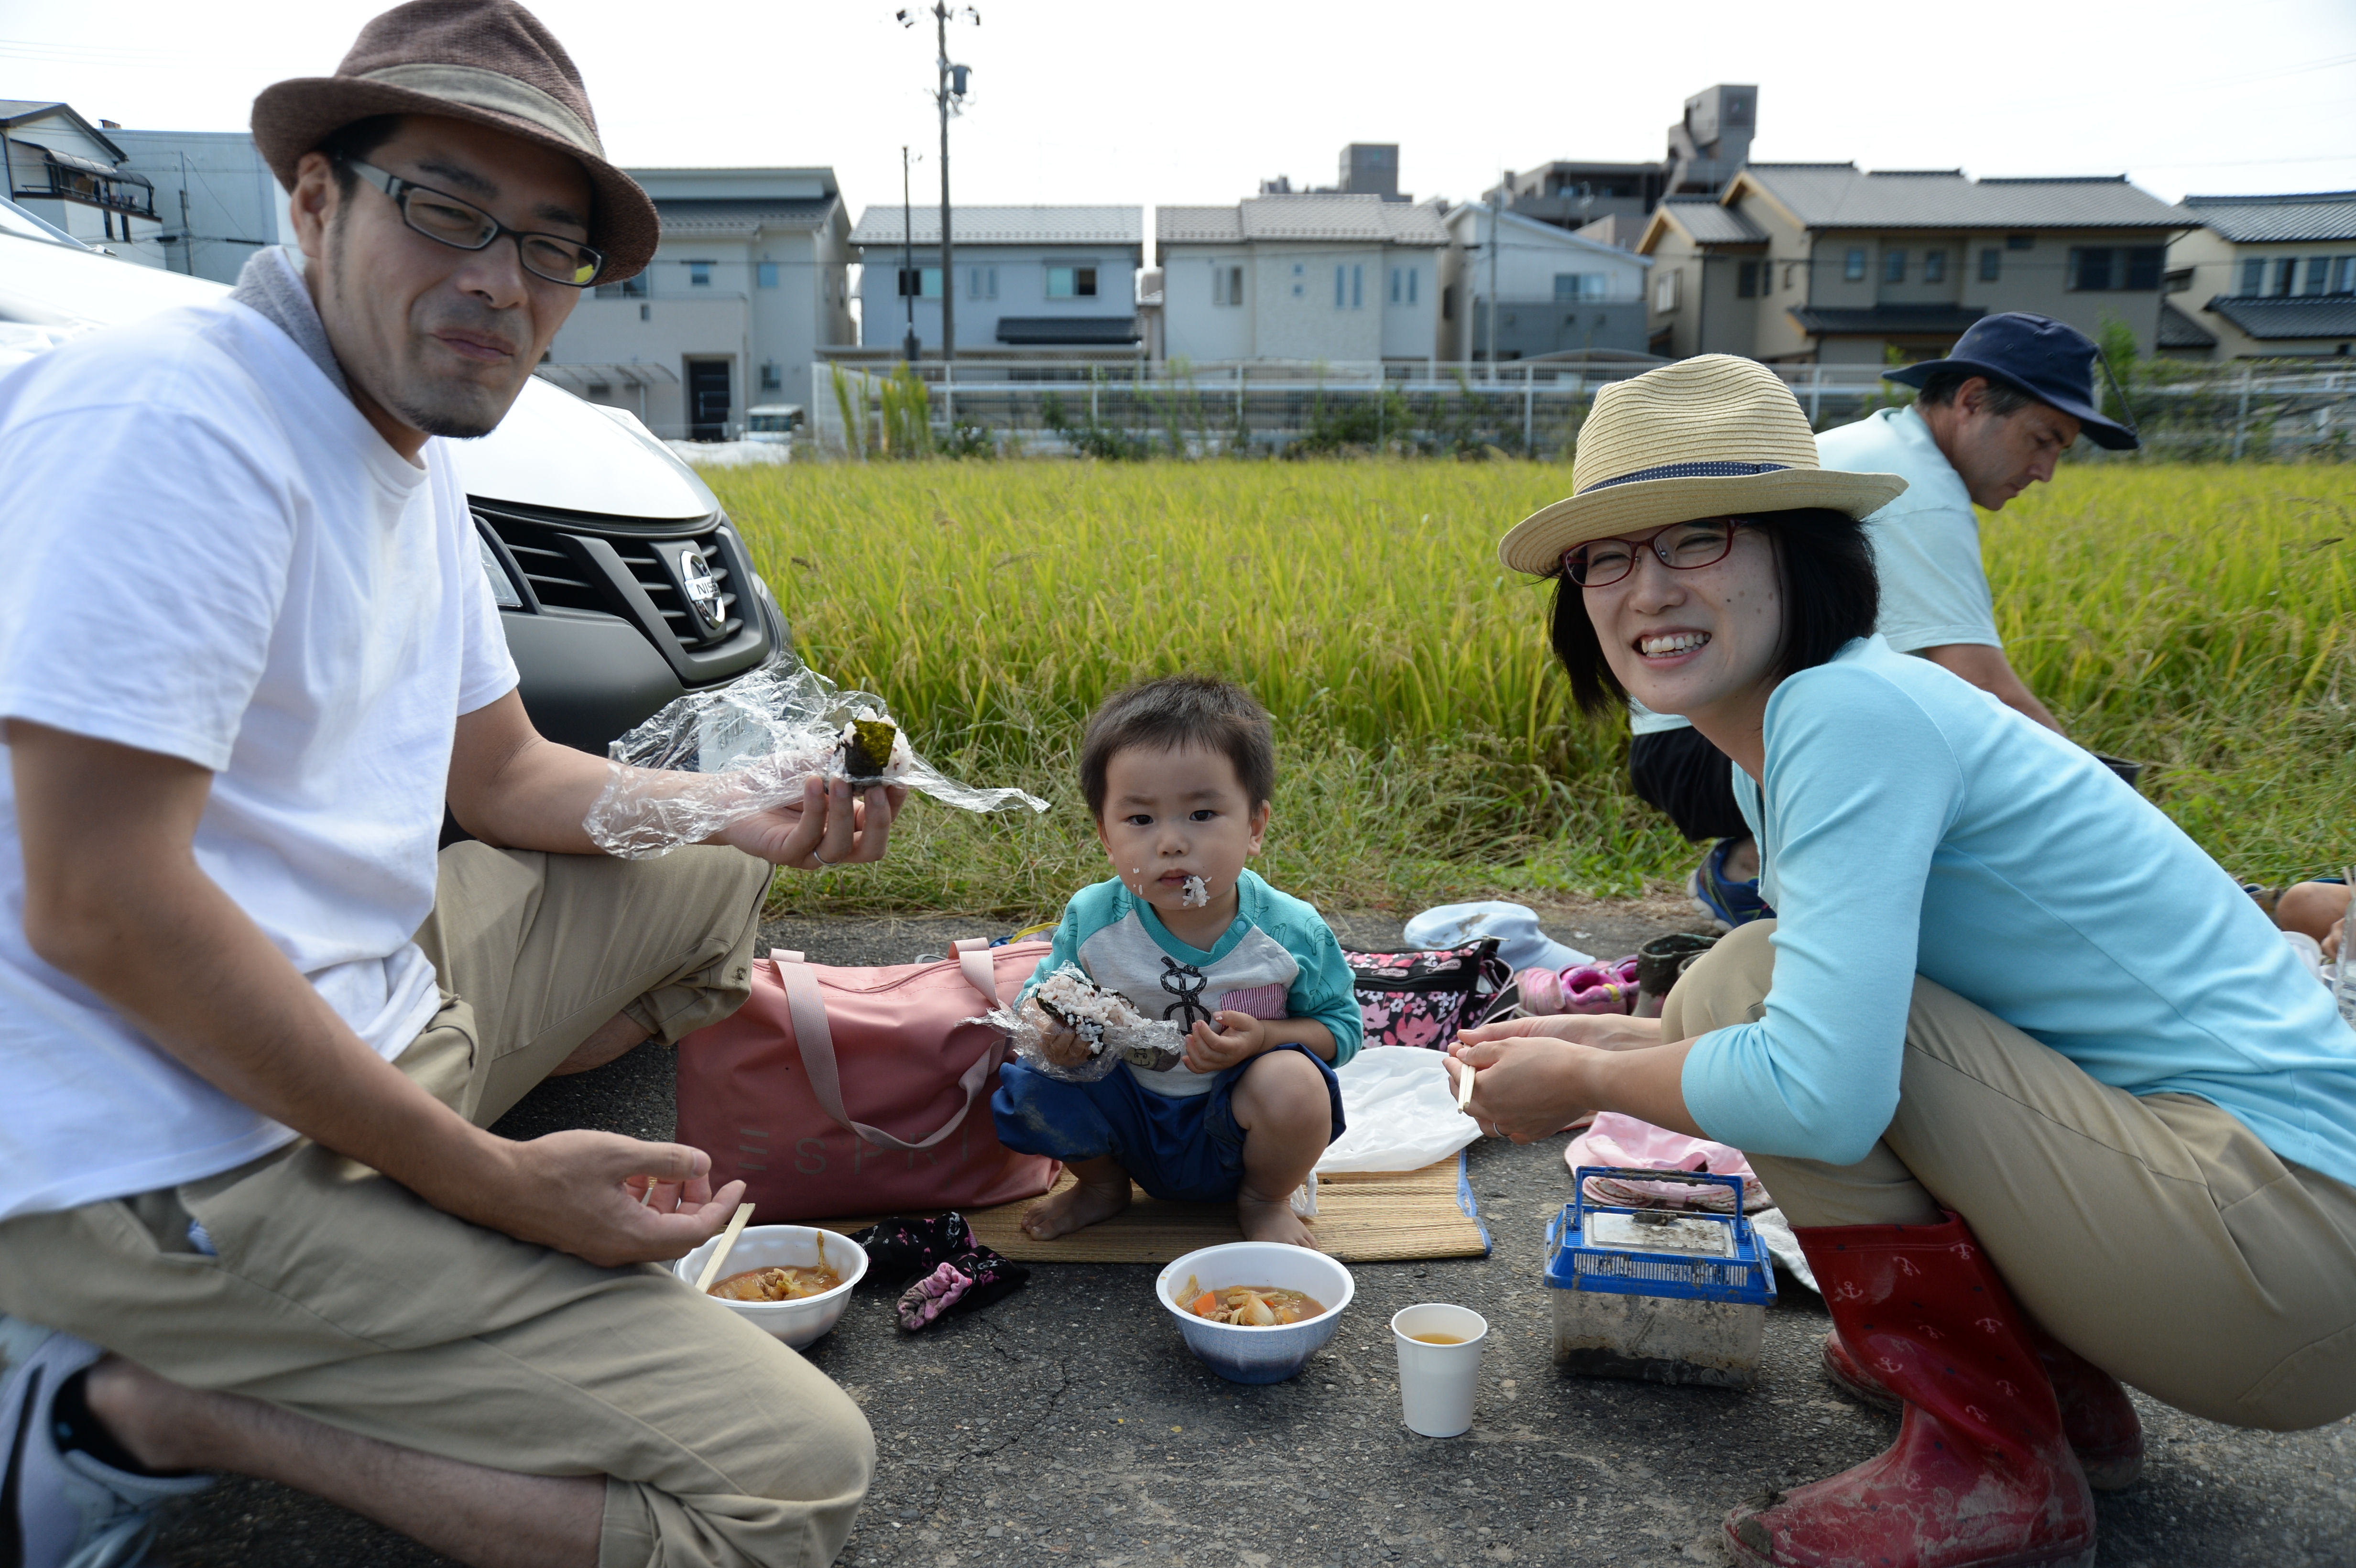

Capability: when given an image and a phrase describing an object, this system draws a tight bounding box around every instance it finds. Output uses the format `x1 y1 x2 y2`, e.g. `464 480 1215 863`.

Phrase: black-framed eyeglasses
1562 518 1753 588
337 156 604 288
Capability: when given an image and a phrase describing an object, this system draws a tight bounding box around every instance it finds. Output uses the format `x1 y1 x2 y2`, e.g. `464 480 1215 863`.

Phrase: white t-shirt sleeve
1864 503 2002 653
0 401 289 770
432 454 519 716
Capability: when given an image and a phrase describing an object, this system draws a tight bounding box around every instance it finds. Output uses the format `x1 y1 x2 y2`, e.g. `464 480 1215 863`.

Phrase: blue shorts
991 1043 1346 1204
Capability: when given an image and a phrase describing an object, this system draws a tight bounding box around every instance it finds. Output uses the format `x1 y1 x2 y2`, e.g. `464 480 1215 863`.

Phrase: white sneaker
0 1317 211 1568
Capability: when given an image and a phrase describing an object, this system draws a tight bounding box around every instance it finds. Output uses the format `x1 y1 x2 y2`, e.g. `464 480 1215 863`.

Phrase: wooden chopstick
693 1203 757 1294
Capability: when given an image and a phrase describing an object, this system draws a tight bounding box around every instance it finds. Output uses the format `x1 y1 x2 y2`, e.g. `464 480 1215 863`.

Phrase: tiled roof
2203 295 2356 341
849 205 1141 247
994 315 1141 345
654 197 836 237
1156 205 1242 243
1737 164 2180 230
1786 304 1988 336
1656 197 1765 245
1156 195 1449 247
2157 302 2218 350
2179 191 2356 244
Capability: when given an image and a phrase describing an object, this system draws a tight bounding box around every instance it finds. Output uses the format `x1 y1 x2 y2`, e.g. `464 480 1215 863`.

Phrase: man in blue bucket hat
1633 313 2139 931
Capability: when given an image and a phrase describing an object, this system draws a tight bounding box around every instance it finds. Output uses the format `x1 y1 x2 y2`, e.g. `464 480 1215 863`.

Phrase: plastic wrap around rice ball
583 653 1047 860
971 964 1186 1083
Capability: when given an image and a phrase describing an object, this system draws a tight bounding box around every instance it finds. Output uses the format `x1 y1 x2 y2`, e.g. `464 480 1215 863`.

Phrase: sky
5 0 2354 251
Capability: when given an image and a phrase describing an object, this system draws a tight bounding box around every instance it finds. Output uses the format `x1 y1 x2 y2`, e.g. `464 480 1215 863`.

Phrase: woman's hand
1441 1035 1601 1143
1459 1013 1665 1053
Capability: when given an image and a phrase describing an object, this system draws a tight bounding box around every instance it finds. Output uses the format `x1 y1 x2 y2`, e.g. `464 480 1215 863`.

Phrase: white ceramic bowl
675 1225 868 1349
1156 1242 1354 1384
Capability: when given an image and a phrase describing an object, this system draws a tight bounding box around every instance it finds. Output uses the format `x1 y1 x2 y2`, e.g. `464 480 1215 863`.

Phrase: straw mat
813 1158 1489 1264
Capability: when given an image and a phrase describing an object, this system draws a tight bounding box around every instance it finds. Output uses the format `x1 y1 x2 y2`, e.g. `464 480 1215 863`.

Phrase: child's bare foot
1237 1192 1320 1249
1021 1177 1133 1240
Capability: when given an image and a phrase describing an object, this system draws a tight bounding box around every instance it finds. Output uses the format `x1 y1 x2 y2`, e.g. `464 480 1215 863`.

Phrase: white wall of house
854 240 1141 350
545 168 851 436
1160 250 1254 362
1442 204 1648 361
1162 242 1438 364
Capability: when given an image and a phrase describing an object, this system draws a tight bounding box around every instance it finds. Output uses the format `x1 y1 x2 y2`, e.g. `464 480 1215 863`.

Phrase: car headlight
475 533 523 609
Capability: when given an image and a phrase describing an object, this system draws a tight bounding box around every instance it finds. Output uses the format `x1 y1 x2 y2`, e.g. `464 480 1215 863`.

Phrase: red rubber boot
1822 1321 2144 1491
1723 1211 2096 1568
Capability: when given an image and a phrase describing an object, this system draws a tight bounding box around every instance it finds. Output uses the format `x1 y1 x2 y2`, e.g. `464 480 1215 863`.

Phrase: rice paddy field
704 459 2356 919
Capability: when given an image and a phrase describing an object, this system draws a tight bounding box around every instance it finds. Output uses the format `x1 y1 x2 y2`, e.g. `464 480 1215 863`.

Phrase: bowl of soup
1156 1241 1354 1384
675 1225 867 1348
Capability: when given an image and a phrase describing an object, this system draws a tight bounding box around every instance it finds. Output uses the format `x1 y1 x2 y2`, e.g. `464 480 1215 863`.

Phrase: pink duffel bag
674 938 1061 1221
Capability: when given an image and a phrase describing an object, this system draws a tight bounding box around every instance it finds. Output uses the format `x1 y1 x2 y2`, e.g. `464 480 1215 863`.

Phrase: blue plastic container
1545 1166 1777 1305
1542 1166 1776 1388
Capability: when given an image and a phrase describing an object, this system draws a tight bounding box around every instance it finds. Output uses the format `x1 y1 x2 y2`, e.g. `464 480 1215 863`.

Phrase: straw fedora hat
251 0 659 280
1496 355 1908 576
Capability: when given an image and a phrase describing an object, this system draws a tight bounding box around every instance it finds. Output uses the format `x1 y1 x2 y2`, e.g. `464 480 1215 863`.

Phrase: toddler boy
991 676 1360 1247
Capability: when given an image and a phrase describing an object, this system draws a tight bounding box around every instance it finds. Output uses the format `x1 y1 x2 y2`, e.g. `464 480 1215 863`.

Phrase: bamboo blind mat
814 1156 1490 1264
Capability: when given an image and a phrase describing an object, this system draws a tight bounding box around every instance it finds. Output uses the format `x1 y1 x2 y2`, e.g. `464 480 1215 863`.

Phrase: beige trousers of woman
1664 920 2356 1432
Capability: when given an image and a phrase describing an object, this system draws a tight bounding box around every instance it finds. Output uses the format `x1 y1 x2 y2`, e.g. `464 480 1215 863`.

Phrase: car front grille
476 505 745 649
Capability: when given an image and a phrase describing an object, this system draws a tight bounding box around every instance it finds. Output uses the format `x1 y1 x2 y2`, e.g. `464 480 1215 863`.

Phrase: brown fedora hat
252 0 658 280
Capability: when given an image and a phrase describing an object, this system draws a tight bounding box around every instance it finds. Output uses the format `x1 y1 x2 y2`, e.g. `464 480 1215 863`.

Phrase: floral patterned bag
1345 937 1514 1050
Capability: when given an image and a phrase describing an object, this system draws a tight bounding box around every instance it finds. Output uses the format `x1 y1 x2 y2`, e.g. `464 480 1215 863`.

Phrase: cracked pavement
156 910 2356 1566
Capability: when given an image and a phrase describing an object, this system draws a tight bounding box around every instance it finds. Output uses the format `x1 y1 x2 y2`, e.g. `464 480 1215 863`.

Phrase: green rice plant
828 363 866 460
877 364 932 458
699 460 2353 915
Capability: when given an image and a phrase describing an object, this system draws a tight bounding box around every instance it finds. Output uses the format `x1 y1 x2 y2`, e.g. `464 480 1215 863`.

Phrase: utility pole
936 3 954 367
901 145 919 362
1485 184 1500 384
901 6 977 368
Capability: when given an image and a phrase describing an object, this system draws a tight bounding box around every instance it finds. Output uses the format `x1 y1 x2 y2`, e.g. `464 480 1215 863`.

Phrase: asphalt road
156 908 2356 1567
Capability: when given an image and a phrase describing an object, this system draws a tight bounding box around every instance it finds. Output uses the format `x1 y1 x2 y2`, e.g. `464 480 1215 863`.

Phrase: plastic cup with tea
1391 1303 1488 1437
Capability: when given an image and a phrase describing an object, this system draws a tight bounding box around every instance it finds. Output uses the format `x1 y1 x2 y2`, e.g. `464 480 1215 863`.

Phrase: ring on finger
810 850 836 868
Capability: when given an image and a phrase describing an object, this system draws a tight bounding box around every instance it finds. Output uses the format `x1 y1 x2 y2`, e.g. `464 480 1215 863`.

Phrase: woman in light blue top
1454 355 2356 1568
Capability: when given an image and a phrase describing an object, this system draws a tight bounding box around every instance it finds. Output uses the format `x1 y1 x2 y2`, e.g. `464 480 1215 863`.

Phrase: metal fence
804 358 2356 462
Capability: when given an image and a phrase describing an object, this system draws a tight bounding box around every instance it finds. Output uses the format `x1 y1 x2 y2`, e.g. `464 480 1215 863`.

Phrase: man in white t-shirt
0 6 894 1566
1630 313 2138 928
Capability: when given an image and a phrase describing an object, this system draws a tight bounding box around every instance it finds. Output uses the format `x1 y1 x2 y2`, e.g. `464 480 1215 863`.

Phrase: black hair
1080 675 1276 818
1914 370 2037 418
1547 507 1879 716
316 114 405 198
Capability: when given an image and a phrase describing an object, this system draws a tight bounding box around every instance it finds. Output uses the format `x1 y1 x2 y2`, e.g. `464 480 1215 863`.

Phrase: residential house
1440 204 1649 364
847 205 1144 356
1 100 157 248
1486 85 1755 245
2165 191 2356 359
1638 164 2185 363
109 129 295 283
544 167 853 438
1486 162 1663 242
1156 194 1447 366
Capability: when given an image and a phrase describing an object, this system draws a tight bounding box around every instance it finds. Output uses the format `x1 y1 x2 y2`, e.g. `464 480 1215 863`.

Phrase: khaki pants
1664 920 2356 1432
0 844 877 1568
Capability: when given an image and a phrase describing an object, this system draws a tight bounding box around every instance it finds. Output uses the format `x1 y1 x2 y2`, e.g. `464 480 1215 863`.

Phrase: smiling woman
1455 354 2356 1568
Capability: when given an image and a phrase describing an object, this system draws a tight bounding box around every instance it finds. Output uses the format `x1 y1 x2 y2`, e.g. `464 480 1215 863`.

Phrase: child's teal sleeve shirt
1022 872 1363 1066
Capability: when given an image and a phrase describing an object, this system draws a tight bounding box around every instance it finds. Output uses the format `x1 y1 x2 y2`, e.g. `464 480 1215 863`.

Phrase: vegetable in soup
710 1264 842 1302
1175 1275 1324 1326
